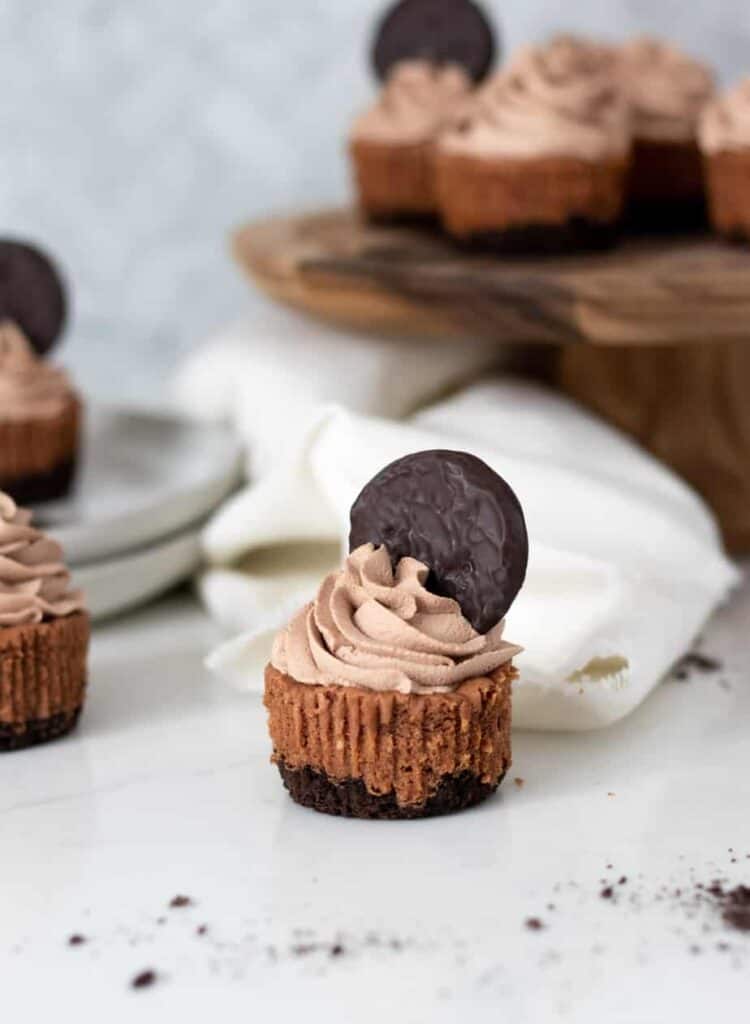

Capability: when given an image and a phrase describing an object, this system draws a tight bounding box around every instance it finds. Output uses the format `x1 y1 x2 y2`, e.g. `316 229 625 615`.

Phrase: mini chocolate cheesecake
0 491 89 751
263 450 528 819
436 37 630 254
0 240 80 505
0 321 81 505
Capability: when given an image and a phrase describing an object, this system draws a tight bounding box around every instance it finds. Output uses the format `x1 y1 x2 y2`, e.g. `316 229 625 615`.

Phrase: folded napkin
202 377 739 731
172 297 504 478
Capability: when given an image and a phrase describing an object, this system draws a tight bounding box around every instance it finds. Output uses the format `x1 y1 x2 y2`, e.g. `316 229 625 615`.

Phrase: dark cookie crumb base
624 197 708 234
0 456 77 506
278 760 503 819
456 218 618 255
363 209 440 230
0 708 81 752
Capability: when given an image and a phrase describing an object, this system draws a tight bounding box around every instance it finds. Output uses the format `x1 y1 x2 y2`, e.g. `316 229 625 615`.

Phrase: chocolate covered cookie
349 449 528 634
372 0 497 85
0 240 67 356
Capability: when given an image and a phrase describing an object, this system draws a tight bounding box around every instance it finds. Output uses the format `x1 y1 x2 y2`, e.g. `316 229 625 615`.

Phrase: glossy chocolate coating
0 240 67 356
349 449 528 633
372 0 497 84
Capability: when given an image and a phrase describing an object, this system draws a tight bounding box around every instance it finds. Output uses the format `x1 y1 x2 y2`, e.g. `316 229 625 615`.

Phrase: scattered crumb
67 934 86 947
525 918 544 931
600 887 614 900
330 943 345 957
196 925 208 936
513 777 525 788
131 969 158 990
618 876 628 886
607 793 616 798
169 895 193 909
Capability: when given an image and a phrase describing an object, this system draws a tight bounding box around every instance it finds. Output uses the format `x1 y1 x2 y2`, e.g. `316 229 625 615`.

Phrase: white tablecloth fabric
199 378 739 731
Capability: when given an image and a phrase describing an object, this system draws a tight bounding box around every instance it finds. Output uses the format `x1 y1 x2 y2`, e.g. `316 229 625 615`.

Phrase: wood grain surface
233 207 750 347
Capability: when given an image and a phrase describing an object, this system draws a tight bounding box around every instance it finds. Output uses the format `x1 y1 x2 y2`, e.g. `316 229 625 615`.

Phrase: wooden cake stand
233 208 750 551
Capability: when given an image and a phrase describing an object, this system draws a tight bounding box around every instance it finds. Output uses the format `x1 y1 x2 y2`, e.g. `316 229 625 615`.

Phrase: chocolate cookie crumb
514 777 525 788
169 895 192 909
671 651 722 681
67 934 86 946
330 943 345 957
600 887 614 900
525 917 544 931
722 885 750 932
196 925 208 936
131 970 157 990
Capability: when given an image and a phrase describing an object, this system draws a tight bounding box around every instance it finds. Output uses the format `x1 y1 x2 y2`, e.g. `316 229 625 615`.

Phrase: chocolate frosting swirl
700 78 750 154
352 59 472 145
271 544 520 695
618 37 715 142
0 320 74 421
441 36 628 161
0 491 85 627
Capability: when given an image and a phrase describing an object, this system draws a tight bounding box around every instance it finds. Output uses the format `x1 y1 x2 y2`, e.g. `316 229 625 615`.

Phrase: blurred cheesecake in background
350 60 473 222
700 77 750 243
436 35 631 252
617 36 715 229
349 0 498 222
0 241 81 504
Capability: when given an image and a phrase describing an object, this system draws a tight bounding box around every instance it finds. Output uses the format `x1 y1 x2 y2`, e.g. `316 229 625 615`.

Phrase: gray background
1 1 745 403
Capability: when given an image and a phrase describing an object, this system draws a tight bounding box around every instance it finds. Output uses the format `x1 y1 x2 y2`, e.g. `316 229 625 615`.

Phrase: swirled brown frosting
271 543 520 695
440 35 629 161
700 78 750 154
0 321 74 422
351 59 472 145
617 37 715 143
0 491 85 627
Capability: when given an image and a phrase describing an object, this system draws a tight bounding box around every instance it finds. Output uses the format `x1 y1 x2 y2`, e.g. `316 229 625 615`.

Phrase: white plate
33 404 243 565
72 524 203 621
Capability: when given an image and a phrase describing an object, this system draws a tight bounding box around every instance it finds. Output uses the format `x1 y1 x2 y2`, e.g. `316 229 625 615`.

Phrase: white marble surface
1 570 748 1022
4 0 750 404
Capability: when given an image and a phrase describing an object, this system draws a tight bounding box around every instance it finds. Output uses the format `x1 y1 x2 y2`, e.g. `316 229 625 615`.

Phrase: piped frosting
617 36 715 143
271 543 520 695
0 491 85 627
440 35 629 161
0 321 74 422
351 59 472 145
699 78 750 154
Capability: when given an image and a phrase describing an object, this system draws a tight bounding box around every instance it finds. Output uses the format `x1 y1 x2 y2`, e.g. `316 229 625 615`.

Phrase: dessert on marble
264 449 528 819
0 490 89 751
617 37 715 229
699 78 750 243
0 241 81 504
350 0 497 222
435 35 630 251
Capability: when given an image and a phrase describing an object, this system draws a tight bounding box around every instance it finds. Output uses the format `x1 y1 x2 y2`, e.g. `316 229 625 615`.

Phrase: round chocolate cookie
349 450 528 633
0 240 67 356
372 0 497 84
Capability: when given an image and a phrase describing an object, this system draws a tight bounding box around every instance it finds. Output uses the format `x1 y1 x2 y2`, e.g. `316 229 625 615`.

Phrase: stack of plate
35 406 243 621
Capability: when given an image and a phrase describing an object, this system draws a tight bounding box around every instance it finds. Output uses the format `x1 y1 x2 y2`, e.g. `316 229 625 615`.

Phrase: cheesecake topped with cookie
264 449 528 819
0 240 81 504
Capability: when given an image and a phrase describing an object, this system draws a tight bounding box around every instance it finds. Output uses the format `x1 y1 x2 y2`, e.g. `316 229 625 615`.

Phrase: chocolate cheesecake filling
264 662 513 815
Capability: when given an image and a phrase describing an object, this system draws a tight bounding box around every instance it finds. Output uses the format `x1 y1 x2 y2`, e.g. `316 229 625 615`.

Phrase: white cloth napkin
201 377 739 731
172 297 505 478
